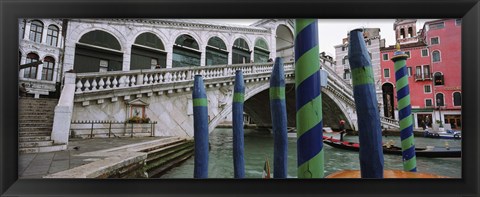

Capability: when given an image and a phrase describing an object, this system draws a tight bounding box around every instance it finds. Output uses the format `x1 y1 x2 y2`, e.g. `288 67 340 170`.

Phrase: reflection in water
161 128 461 178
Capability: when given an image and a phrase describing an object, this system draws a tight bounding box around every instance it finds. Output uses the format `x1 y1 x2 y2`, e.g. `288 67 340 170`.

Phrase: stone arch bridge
59 60 399 139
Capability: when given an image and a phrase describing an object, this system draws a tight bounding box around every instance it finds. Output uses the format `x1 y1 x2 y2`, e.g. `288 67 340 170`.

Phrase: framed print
1 0 479 196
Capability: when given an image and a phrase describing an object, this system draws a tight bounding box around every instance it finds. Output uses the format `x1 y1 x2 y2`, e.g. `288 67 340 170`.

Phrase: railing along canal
70 120 158 138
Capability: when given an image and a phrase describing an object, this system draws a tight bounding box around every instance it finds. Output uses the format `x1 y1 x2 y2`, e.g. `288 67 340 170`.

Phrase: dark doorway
382 83 395 119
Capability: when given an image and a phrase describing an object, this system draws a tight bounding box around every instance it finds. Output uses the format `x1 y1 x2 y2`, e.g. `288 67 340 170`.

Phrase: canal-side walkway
19 137 168 178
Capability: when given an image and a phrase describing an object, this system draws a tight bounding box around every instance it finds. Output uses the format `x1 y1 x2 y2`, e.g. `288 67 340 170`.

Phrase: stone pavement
18 137 167 178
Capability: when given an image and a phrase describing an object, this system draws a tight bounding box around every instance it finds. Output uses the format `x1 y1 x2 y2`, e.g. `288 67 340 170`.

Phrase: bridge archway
74 30 123 73
205 36 228 66
208 81 355 133
275 24 294 61
232 38 251 64
173 34 201 67
130 32 167 70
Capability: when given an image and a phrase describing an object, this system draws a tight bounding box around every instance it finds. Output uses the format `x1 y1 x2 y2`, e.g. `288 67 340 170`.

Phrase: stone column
122 47 131 71
24 21 31 41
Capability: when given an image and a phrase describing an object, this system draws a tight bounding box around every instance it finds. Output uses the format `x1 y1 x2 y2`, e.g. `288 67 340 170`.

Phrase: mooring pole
295 19 324 178
348 29 384 178
391 43 417 172
193 75 209 178
232 70 245 178
270 57 288 178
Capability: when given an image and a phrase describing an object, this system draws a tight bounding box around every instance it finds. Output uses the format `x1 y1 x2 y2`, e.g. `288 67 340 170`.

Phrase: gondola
322 136 461 158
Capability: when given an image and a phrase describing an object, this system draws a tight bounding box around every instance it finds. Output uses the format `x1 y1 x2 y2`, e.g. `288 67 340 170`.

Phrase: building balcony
414 73 432 81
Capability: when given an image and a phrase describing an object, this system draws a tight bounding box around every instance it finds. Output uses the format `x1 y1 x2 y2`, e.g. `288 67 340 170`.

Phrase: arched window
173 34 200 67
432 51 441 62
46 25 59 47
408 27 413 38
42 56 55 81
453 92 461 106
436 93 445 106
74 30 123 73
232 38 251 64
434 72 444 85
24 53 39 79
400 28 405 39
342 56 348 65
206 36 228 66
29 20 44 43
254 38 270 63
131 32 166 70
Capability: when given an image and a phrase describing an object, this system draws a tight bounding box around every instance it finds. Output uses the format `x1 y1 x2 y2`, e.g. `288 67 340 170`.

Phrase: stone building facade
19 19 65 98
332 28 386 116
19 19 295 98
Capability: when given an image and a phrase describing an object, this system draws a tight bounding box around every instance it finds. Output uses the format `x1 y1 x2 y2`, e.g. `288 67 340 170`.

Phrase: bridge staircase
19 97 67 153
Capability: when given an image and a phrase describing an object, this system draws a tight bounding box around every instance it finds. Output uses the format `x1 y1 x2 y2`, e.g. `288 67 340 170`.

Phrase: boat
322 136 461 158
423 123 462 139
424 130 461 140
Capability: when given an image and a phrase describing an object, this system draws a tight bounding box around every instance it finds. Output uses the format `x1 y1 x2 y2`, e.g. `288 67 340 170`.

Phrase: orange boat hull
326 170 449 178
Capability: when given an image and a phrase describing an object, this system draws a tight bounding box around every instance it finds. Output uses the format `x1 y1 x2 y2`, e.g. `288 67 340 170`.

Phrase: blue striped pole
391 43 417 172
232 70 245 178
193 75 209 178
295 19 324 178
270 57 288 178
348 29 384 178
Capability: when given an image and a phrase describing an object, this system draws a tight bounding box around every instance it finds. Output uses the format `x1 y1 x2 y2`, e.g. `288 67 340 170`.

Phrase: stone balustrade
74 62 295 104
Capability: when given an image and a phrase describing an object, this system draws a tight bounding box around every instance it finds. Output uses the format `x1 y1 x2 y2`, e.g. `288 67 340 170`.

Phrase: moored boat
424 130 462 140
322 136 461 158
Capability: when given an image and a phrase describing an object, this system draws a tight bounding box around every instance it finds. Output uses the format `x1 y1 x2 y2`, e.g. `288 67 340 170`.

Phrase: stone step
19 135 52 142
19 115 55 119
19 131 52 136
19 144 67 154
19 119 54 123
18 112 55 116
19 123 53 127
147 145 194 177
19 140 54 148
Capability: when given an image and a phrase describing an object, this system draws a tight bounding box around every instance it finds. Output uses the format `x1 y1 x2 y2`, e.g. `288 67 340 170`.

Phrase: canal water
161 128 461 178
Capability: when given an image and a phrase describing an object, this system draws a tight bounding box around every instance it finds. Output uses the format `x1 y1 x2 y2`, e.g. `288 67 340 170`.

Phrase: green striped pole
391 43 417 172
193 75 209 178
295 19 324 178
232 70 245 178
348 29 384 178
270 57 288 178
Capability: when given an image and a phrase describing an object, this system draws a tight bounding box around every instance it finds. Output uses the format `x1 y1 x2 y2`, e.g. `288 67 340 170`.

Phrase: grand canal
161 128 461 178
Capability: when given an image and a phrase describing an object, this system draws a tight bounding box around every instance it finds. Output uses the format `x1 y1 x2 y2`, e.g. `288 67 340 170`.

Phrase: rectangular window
382 53 389 61
405 51 410 58
384 69 390 78
425 99 433 107
455 19 462 26
424 85 431 93
431 37 439 45
407 67 412 77
99 60 108 72
429 22 445 30
421 49 428 57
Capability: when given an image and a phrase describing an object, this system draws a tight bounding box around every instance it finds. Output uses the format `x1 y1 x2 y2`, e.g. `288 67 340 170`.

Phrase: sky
203 19 435 57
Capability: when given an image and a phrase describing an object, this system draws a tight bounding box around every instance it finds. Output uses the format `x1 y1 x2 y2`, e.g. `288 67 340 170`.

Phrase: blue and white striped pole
391 43 417 172
232 70 245 178
193 75 209 178
295 19 324 178
348 29 384 178
270 57 288 178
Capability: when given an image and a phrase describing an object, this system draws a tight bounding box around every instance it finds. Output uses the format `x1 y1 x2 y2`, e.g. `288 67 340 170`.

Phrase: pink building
380 19 462 130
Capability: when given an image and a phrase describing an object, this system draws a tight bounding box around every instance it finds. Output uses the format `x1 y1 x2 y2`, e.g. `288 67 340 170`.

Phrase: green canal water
161 128 461 178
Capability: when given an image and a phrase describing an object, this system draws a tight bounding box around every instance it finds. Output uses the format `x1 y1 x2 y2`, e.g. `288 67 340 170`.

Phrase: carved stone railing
74 62 295 104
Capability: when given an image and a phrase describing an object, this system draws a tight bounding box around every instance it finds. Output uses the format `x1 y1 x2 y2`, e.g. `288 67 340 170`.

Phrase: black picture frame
1 0 479 196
